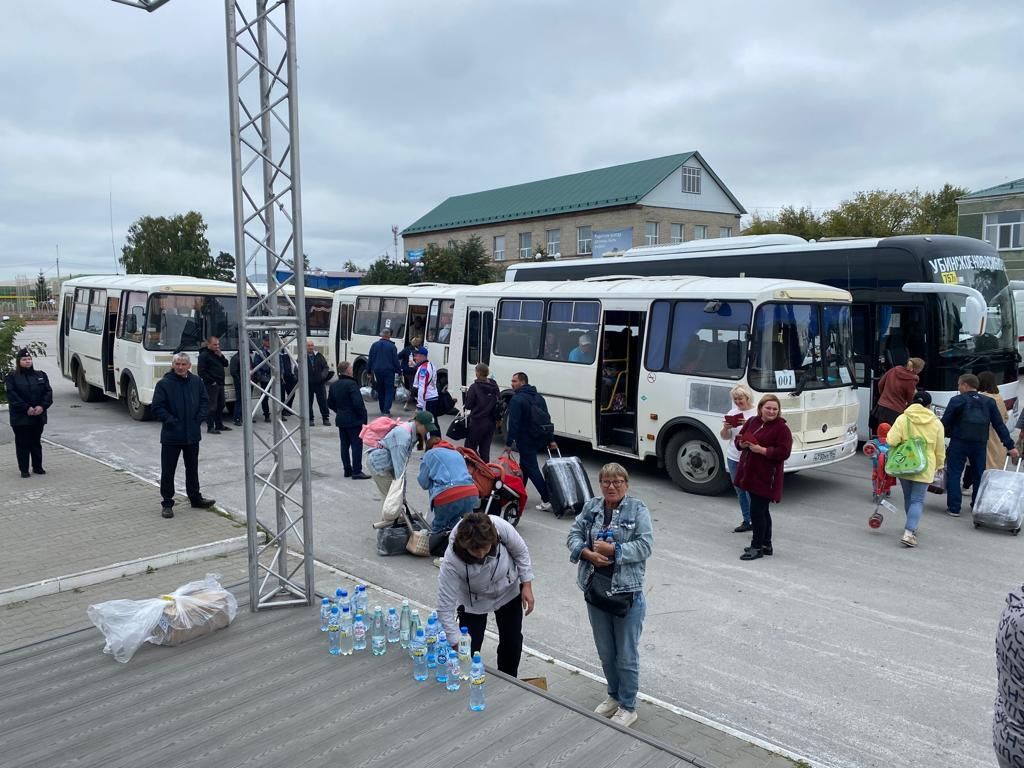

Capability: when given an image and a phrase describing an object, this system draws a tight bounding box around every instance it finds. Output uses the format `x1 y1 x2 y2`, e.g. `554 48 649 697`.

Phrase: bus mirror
901 281 987 336
124 315 138 335
726 339 742 369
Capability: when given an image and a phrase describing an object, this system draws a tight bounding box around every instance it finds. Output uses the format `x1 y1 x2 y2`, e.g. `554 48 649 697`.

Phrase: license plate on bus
812 449 837 463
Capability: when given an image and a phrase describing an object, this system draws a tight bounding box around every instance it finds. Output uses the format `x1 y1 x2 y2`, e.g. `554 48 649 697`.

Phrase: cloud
1 0 1021 276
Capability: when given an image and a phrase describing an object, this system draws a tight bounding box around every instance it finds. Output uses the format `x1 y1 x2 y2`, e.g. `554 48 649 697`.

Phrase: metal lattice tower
116 0 315 611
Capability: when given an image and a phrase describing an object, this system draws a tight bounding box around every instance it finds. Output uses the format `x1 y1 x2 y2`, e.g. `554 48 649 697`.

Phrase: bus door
407 303 427 346
102 294 121 393
335 300 353 368
59 293 72 375
461 307 493 387
596 310 644 452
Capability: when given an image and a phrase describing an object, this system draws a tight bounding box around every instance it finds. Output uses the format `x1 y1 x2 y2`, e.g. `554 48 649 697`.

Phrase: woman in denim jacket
566 462 653 728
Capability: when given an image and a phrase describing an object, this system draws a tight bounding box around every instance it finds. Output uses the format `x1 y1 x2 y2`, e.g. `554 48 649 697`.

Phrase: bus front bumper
784 432 859 473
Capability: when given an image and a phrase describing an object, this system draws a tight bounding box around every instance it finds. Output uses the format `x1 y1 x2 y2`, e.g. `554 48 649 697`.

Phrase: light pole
113 0 314 612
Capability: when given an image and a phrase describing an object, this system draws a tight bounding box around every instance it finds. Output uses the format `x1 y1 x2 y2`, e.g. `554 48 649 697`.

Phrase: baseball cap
415 346 429 356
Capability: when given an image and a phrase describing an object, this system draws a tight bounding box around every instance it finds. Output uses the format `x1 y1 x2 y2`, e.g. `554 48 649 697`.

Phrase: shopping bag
927 466 946 494
401 505 431 557
376 522 410 556
886 437 927 476
446 412 469 441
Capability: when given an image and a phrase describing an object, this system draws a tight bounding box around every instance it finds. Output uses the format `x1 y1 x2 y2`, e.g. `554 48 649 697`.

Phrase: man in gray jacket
435 512 535 676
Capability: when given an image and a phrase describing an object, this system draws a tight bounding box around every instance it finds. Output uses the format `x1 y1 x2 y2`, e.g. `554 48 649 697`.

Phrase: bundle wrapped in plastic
394 385 410 404
973 466 1024 532
360 385 375 401
87 573 238 663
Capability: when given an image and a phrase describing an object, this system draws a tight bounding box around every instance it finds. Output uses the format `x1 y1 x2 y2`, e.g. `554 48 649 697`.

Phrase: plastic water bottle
435 631 449 684
469 652 486 711
327 606 341 655
408 610 422 658
338 606 354 656
386 606 401 644
399 600 412 648
411 628 428 681
425 615 439 668
353 614 367 651
319 597 331 631
334 587 346 611
446 647 462 691
458 626 471 680
371 606 386 656
354 584 368 615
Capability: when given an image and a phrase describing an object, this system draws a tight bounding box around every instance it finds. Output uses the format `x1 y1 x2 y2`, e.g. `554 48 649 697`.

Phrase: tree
421 235 494 285
361 257 413 285
212 251 235 281
342 259 361 272
284 253 311 273
744 206 826 240
824 190 918 237
0 317 47 403
120 211 218 278
33 271 50 305
912 183 968 235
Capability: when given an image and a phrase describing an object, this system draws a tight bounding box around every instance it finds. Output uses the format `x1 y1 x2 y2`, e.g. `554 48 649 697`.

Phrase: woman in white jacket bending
435 513 535 676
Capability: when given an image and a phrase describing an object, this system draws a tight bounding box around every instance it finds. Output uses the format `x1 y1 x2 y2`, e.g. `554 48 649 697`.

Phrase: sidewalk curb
0 534 257 607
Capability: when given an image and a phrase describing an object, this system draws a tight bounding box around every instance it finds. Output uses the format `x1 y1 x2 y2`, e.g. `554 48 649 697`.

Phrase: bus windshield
749 303 853 392
145 294 242 351
936 271 1015 356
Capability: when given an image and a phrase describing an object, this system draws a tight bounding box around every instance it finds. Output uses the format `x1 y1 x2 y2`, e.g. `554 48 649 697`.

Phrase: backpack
527 392 554 443
360 416 403 448
958 393 991 443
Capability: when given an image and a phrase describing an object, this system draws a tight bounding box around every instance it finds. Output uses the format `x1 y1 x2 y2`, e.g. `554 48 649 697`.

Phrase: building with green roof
957 177 1024 277
401 152 744 267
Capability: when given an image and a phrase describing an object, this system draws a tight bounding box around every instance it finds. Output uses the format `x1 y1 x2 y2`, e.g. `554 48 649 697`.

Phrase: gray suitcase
972 458 1024 535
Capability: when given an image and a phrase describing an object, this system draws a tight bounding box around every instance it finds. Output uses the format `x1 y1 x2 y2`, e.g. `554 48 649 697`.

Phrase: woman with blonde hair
566 462 653 728
720 384 757 533
734 394 793 561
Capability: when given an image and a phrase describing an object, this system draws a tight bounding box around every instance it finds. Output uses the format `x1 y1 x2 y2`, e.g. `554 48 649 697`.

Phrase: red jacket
734 416 793 503
876 366 918 413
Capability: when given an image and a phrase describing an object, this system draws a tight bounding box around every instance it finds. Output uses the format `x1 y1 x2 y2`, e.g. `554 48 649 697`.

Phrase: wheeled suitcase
972 458 1024 535
542 447 594 519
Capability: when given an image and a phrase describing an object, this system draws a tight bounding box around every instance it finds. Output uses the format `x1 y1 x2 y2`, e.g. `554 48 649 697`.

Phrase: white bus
329 283 466 390
449 276 860 494
252 283 334 354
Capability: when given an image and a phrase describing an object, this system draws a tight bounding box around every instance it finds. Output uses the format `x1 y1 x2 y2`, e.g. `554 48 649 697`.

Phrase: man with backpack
505 371 557 511
941 373 1018 517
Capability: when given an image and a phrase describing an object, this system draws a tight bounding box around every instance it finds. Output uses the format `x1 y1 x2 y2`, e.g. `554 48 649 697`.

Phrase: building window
577 226 592 255
493 235 505 262
984 211 1024 250
670 223 684 244
645 221 660 246
546 228 560 257
447 239 458 249
719 226 732 238
518 232 532 260
682 166 702 194
693 225 707 240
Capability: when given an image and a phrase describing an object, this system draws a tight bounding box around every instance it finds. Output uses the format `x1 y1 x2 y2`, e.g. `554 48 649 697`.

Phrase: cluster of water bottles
319 584 486 711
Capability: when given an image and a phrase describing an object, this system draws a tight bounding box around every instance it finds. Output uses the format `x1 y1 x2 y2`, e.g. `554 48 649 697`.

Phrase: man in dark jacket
250 337 273 423
229 349 244 426
941 373 1018 517
505 371 557 511
327 361 370 479
463 362 500 461
151 353 215 518
368 327 402 417
305 339 331 426
197 335 230 434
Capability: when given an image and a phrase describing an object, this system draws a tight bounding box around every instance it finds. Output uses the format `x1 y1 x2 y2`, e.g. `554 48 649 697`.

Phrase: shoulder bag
583 520 633 618
886 419 928 477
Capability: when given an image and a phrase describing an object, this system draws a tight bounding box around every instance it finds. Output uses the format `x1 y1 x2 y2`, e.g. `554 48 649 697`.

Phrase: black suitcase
542 448 594 518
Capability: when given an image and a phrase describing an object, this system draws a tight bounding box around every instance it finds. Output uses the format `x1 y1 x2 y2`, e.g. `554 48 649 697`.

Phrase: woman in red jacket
873 357 924 429
734 394 793 561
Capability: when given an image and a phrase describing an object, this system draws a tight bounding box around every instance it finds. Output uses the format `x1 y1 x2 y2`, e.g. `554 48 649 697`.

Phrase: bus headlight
847 424 858 435
932 405 945 418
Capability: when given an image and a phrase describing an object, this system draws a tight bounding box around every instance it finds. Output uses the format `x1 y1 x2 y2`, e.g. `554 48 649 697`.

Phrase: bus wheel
76 367 102 403
125 378 151 421
664 430 730 495
354 361 370 389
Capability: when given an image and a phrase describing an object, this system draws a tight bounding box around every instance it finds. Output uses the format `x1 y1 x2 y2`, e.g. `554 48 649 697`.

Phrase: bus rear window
495 300 543 358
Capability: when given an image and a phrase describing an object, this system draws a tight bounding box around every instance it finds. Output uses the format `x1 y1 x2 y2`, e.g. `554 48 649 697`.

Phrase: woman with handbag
436 513 535 676
734 394 793 561
566 463 653 729
885 390 945 548
461 363 500 461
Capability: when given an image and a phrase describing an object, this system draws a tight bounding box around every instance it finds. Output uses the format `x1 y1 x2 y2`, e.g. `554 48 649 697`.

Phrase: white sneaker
432 557 443 567
536 501 552 512
900 531 918 548
610 707 638 727
594 696 619 717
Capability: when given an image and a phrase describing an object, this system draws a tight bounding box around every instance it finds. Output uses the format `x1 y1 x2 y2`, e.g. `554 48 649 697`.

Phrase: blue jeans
727 458 751 524
431 494 477 534
374 371 395 415
515 442 549 503
587 591 646 711
945 439 988 513
898 478 928 532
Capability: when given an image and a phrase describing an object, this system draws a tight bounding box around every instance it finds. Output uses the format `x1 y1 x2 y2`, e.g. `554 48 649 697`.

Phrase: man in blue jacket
368 327 401 417
941 373 1018 517
505 372 558 512
151 353 216 519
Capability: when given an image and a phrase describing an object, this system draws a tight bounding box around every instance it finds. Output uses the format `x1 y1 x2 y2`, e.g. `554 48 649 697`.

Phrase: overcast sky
2 1 1021 279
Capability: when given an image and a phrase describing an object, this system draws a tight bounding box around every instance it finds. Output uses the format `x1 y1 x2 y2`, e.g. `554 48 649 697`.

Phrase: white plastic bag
394 385 410 404
87 573 238 663
360 386 375 401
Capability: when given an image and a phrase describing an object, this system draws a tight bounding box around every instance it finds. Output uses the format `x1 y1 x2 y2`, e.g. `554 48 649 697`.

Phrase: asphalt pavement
10 322 1018 768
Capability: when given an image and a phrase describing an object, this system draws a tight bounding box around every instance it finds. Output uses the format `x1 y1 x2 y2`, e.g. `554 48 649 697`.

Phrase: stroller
456 446 527 527
862 422 897 527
